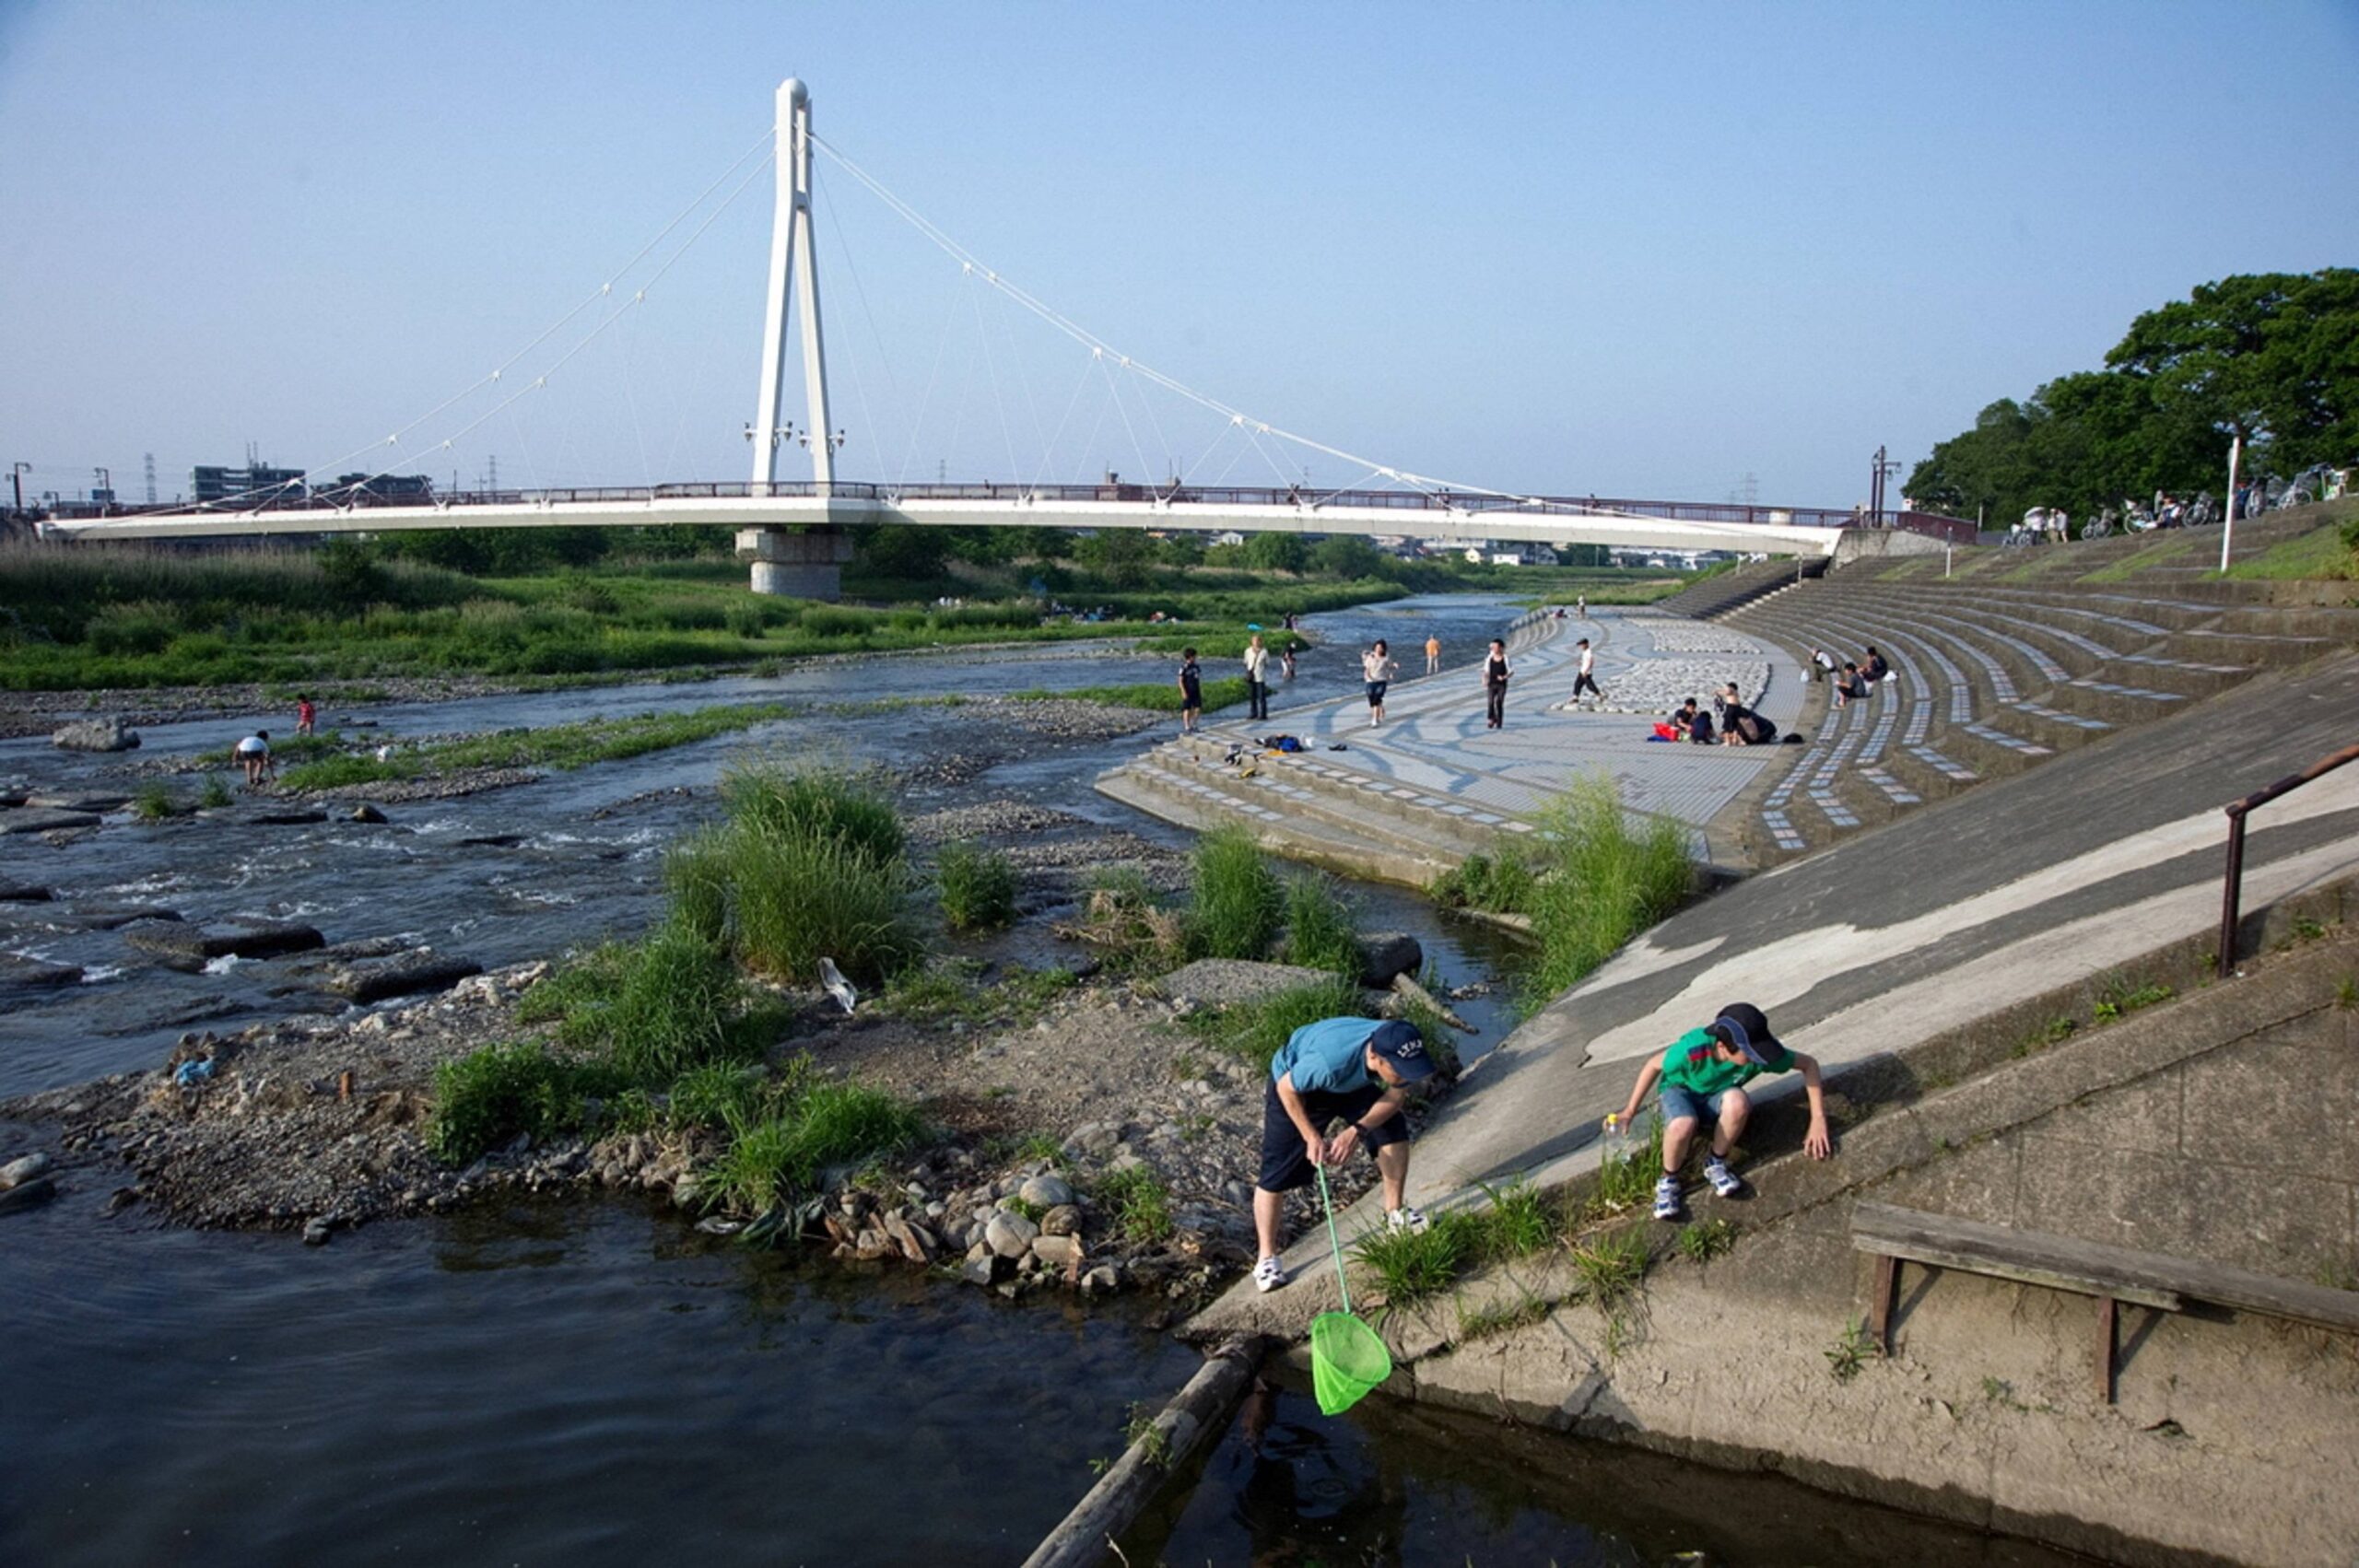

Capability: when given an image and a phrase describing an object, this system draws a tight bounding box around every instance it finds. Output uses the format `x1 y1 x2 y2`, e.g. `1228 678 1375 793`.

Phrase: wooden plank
2095 1294 2117 1405
1868 1253 1897 1356
1853 1202 2359 1334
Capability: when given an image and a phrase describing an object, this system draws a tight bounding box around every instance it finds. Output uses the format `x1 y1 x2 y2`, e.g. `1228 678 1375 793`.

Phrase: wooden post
2095 1294 2117 1405
1869 1253 1899 1355
1022 1335 1270 1568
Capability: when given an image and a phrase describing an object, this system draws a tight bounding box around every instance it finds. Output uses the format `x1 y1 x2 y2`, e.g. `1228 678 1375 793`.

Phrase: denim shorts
1660 1084 1742 1126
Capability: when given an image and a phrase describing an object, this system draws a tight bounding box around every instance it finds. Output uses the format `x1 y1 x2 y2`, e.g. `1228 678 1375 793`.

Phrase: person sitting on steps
1609 1001 1833 1222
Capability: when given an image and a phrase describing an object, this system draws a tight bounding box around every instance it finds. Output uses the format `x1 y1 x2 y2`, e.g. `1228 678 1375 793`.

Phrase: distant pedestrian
295 695 317 736
1482 638 1510 729
234 730 275 787
1576 594 1587 619
1281 646 1297 682
1718 683 1777 745
1361 639 1399 727
1177 649 1203 733
1243 634 1272 721
1571 638 1603 705
1610 1001 1832 1222
1425 634 1441 675
1809 649 1836 684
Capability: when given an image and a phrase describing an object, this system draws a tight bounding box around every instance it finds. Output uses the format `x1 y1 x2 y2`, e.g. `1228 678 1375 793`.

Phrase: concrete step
1164 732 1527 861
1146 740 1496 867
1094 760 1456 889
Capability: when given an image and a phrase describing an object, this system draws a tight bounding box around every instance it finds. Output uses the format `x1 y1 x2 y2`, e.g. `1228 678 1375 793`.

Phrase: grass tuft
1280 871 1360 977
425 1040 616 1164
935 839 1019 932
1355 1211 1481 1305
699 1079 928 1215
1520 776 1695 1010
1186 825 1284 959
1569 1228 1649 1306
1093 1164 1175 1245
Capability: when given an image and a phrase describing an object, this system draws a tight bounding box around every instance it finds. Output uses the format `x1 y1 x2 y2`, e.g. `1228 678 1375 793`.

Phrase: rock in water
125 920 326 971
1355 931 1424 988
0 808 103 836
50 717 140 753
0 1153 53 1188
328 952 483 1004
0 884 54 903
302 1216 333 1246
347 803 389 825
0 1176 57 1217
0 954 82 991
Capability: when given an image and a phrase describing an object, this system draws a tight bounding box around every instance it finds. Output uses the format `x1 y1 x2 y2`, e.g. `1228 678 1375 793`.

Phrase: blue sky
3 1 2354 511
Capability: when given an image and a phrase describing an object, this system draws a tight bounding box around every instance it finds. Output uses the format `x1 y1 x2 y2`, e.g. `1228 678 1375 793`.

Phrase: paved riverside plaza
1201 607 1807 858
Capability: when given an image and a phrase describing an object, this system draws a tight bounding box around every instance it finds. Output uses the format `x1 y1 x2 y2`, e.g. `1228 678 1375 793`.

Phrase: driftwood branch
1390 971 1475 1034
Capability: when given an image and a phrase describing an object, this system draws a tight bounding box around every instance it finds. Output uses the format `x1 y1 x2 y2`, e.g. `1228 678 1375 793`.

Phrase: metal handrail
2216 742 2359 973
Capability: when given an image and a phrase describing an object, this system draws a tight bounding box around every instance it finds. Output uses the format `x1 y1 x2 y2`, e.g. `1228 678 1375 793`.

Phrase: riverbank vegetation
0 520 1685 690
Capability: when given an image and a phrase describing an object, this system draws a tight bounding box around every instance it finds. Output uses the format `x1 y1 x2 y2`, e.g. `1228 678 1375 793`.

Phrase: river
0 592 2094 1565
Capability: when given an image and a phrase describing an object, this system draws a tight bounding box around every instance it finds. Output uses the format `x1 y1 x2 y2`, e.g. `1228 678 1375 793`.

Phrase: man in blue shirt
1252 1015 1438 1293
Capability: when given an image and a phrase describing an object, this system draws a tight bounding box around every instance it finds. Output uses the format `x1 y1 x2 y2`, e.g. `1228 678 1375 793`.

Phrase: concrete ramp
1195 649 2359 1337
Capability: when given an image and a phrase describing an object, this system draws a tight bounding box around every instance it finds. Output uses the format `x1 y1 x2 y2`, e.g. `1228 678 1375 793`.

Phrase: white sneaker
1702 1155 1747 1199
1652 1175 1686 1221
1252 1255 1287 1293
1384 1206 1428 1235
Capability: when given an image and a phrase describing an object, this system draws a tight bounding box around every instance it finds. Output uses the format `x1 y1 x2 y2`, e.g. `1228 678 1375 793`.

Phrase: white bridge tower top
749 76 835 486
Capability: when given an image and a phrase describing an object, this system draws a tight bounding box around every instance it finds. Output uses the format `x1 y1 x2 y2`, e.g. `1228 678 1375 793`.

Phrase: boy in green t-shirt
1609 1001 1832 1221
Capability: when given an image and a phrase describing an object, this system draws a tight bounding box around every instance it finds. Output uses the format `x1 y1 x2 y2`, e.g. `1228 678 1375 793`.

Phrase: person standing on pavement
1424 633 1441 675
1571 638 1603 705
1576 593 1587 619
1243 634 1272 722
1361 639 1399 727
1482 638 1510 730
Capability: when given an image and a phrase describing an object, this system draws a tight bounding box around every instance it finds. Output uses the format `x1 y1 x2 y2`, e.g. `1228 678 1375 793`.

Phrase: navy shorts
1660 1084 1746 1127
1365 680 1389 708
1258 1078 1408 1192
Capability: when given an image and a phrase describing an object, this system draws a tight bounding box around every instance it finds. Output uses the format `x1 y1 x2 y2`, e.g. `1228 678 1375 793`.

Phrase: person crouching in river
1252 1016 1437 1292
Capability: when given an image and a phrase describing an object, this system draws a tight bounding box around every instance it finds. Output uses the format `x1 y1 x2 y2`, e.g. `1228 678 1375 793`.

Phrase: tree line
1905 269 2356 529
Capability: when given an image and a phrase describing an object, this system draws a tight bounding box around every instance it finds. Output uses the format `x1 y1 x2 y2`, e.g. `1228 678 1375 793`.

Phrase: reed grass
1520 775 1696 1009
1280 871 1360 977
934 840 1018 932
1186 825 1283 960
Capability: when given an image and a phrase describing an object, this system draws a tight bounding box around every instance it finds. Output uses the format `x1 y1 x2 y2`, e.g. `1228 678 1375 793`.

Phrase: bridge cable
808 132 1540 509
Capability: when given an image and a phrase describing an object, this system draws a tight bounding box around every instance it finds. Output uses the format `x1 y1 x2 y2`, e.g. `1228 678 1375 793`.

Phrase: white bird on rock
818 957 857 1015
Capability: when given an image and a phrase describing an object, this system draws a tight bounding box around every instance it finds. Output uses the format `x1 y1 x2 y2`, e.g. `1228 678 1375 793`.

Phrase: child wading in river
1610 1002 1833 1221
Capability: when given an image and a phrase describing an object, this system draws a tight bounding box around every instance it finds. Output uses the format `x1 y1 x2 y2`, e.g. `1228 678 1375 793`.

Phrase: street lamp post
8 462 28 515
1869 446 1904 528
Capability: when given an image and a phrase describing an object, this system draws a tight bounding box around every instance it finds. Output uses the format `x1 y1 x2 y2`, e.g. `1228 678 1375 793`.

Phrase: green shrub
1431 850 1538 915
1187 825 1283 959
197 775 232 810
1473 1177 1559 1260
1355 1211 1481 1305
132 781 179 822
936 840 1019 932
1185 977 1366 1065
1521 776 1695 1009
699 1080 927 1214
721 760 905 863
522 924 757 1083
1094 1164 1175 1245
426 1041 608 1164
726 819 919 988
1280 872 1359 977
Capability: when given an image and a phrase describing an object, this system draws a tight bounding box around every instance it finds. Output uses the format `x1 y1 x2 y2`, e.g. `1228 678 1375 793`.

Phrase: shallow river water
0 594 2095 1565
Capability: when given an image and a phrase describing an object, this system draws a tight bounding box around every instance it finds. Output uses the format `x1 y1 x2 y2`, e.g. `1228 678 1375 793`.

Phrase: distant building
192 462 306 507
329 472 434 504
1209 531 1247 548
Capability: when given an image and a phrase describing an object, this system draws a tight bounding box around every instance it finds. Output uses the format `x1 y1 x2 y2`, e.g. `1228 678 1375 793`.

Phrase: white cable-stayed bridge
47 77 1965 597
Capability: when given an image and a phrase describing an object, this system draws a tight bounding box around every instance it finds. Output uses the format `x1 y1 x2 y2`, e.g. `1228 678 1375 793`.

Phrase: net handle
1316 1160 1351 1317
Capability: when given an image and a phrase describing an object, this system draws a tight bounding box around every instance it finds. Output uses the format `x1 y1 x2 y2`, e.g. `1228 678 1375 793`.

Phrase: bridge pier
737 525 854 600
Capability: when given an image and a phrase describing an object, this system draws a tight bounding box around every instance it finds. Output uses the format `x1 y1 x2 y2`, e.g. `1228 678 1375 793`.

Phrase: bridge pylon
742 76 846 599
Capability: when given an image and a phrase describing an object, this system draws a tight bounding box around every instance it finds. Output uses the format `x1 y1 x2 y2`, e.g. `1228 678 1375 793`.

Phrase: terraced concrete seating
1645 556 1825 621
1719 574 2354 863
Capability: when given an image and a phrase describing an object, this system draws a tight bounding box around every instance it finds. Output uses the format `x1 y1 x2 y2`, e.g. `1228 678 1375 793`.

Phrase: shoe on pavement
1384 1206 1429 1235
1253 1255 1287 1293
1702 1156 1747 1199
1652 1175 1686 1222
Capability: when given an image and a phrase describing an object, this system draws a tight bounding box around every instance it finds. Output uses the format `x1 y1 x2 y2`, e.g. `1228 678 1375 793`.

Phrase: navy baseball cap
1710 1002 1787 1065
1367 1020 1436 1082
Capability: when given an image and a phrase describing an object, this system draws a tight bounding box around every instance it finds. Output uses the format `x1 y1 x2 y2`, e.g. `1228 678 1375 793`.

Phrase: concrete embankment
1188 650 2359 1567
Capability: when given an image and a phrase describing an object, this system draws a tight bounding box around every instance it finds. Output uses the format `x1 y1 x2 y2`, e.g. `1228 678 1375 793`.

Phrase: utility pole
1869 446 1902 527
8 462 27 514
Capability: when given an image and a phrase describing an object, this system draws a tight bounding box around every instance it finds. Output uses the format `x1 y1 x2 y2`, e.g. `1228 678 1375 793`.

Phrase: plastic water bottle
1600 1112 1632 1162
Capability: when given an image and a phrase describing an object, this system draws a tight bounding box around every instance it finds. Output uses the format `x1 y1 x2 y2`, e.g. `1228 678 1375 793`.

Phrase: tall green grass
935 840 1018 932
667 761 919 988
1521 776 1696 1009
1186 825 1284 959
699 1080 928 1214
1280 872 1360 977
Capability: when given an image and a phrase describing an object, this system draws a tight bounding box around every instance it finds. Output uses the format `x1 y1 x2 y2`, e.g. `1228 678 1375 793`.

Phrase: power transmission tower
144 453 158 504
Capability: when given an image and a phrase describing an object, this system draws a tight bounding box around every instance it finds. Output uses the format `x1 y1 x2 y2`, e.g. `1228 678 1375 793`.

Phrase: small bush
727 822 919 988
1521 776 1695 1009
1186 825 1283 959
936 840 1019 932
1280 872 1360 977
1570 1228 1649 1306
1356 1211 1481 1305
721 760 906 863
427 1041 607 1164
527 923 758 1083
666 1063 774 1129
700 1080 926 1214
1431 851 1537 915
198 775 233 809
1094 1164 1175 1245
132 781 179 822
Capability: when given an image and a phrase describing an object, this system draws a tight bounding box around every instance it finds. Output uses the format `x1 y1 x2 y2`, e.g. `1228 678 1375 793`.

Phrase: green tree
2107 269 2359 471
855 524 950 583
1076 529 1153 588
1242 532 1308 573
1309 535 1382 579
1157 533 1205 568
